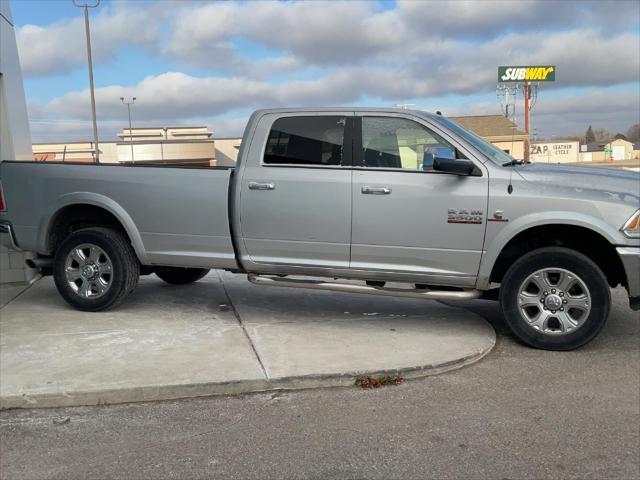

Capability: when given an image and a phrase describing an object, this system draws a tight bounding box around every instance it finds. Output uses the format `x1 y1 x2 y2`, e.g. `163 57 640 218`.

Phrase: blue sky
9 0 640 142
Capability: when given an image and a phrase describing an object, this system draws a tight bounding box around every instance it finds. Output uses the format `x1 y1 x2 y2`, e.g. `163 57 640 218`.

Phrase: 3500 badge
447 208 484 224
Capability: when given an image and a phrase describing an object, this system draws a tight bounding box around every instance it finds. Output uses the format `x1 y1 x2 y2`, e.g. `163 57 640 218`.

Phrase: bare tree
626 124 640 143
592 128 613 143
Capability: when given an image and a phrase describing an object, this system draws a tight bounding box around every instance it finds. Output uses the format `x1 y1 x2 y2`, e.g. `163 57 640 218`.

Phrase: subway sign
498 66 556 82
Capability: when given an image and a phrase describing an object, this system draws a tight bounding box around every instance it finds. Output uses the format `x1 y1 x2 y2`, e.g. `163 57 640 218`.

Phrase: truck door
238 113 354 270
350 114 488 286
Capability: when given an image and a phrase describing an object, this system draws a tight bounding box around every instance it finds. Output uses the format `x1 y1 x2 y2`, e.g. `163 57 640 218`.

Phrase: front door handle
361 186 391 195
248 182 276 191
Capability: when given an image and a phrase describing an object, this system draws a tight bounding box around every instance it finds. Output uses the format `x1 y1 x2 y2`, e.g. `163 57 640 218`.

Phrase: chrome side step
247 274 481 301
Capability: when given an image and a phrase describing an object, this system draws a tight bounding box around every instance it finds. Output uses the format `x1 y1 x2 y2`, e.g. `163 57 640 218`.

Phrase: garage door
612 146 625 161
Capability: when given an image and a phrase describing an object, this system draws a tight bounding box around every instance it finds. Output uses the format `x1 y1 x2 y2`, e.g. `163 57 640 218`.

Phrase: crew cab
1 108 638 350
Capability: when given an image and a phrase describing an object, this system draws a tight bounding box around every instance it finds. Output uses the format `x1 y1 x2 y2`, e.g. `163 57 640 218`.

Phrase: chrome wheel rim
517 268 591 335
64 243 113 299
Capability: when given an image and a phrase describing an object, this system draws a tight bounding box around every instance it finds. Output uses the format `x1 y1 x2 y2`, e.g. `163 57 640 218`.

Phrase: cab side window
264 116 346 166
361 117 457 171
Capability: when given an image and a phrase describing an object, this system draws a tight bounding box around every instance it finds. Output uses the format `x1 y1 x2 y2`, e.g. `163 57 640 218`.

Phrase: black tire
53 227 140 312
499 247 610 351
155 267 210 285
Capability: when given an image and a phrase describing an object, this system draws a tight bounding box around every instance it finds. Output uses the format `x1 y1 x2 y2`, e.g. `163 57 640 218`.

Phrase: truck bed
0 161 238 269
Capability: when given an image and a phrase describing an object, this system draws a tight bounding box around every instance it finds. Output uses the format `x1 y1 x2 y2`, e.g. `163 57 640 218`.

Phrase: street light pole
120 97 136 162
73 0 100 163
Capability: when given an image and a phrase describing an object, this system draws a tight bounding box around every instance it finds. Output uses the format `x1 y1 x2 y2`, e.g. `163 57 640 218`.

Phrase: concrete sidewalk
0 272 495 408
0 281 32 308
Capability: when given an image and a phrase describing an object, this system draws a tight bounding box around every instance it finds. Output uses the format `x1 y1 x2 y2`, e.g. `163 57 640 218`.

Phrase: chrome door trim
361 186 392 195
248 182 276 190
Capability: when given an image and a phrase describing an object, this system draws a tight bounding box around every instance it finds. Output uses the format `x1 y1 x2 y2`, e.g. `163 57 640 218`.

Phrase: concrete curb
0 342 494 409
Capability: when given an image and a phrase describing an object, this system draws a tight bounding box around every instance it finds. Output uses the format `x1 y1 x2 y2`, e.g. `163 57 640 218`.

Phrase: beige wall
34 139 216 166
119 126 212 142
214 138 242 166
579 151 606 162
33 142 103 163
114 140 215 165
33 126 216 166
492 140 525 160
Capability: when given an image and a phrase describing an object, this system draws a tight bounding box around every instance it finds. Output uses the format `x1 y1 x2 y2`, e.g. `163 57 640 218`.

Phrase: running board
247 274 481 301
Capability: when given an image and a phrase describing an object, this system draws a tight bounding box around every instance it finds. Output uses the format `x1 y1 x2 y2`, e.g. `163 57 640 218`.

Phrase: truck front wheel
155 267 210 285
53 227 140 311
500 247 610 350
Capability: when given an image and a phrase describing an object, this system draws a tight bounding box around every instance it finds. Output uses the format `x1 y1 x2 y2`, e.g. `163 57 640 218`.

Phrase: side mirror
422 152 434 170
433 157 477 176
434 146 455 159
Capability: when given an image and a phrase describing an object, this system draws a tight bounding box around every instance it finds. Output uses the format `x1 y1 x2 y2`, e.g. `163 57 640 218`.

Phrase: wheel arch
39 193 149 264
484 223 626 291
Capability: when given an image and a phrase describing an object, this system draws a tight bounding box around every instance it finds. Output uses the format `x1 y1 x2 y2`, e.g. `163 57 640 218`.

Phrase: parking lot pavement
0 287 637 480
0 272 494 408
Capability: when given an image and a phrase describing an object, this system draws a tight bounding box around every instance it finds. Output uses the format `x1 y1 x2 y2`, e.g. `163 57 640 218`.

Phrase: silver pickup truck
1 108 638 350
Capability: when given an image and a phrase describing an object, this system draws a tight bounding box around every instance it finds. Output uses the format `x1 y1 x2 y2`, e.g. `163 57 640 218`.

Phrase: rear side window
264 116 346 166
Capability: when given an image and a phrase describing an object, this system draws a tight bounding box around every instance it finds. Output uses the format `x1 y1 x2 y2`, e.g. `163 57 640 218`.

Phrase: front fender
476 211 622 289
38 192 149 264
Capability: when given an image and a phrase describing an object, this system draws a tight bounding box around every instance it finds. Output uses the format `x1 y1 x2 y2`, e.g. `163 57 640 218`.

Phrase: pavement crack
0 277 38 310
216 270 270 380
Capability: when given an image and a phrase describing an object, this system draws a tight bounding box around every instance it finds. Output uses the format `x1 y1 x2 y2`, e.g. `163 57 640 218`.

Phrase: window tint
264 116 346 166
362 117 456 171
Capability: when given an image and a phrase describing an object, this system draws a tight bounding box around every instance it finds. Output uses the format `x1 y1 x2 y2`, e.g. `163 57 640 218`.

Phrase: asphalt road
1 287 638 480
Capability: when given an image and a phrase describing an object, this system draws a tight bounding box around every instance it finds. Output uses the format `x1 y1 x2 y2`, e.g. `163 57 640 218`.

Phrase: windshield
434 116 517 166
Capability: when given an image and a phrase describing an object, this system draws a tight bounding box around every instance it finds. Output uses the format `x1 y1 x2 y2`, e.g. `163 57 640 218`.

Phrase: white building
0 0 37 283
530 141 580 163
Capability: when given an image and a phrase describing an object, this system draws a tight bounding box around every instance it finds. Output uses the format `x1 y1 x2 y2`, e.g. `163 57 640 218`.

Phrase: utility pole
496 84 516 121
523 81 530 163
73 0 100 162
120 97 136 162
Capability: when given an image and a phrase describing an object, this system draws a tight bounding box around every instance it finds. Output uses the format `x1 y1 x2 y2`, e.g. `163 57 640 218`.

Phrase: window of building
361 117 457 171
264 116 346 166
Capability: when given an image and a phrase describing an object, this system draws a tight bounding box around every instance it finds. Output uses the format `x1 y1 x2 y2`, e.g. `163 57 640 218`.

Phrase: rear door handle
361 186 391 195
248 182 275 191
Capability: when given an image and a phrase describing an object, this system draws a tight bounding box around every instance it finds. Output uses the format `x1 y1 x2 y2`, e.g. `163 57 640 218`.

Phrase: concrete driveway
0 271 495 408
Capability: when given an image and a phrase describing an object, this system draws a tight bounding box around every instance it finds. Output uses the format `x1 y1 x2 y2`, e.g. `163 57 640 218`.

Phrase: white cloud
17 0 640 141
405 29 640 96
163 0 639 70
18 0 640 90
16 3 160 77
40 70 362 122
32 69 639 143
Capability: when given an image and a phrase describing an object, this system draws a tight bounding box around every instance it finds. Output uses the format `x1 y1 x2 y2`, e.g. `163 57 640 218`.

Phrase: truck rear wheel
155 267 210 285
53 227 140 312
500 247 610 351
